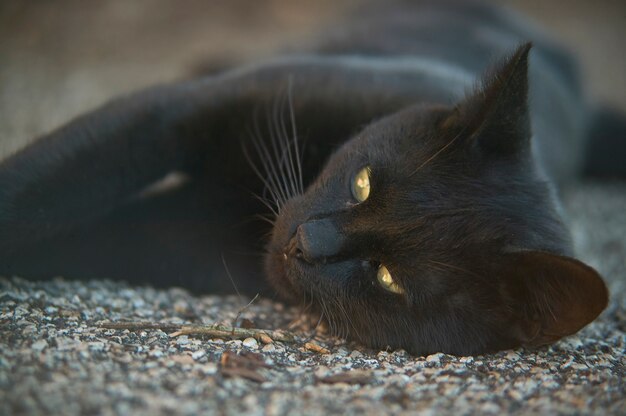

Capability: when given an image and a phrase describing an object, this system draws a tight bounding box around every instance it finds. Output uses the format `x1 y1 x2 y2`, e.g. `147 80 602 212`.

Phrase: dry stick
98 322 182 332
170 325 297 344
98 322 298 344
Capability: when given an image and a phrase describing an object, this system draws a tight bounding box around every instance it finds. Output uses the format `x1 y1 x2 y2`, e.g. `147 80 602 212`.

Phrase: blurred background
1 0 625 158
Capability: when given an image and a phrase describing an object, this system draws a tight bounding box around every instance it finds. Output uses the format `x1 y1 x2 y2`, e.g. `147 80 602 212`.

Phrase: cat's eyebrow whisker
410 126 469 176
426 259 483 279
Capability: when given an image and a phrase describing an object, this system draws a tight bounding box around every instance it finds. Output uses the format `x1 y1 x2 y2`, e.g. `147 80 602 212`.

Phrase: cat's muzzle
284 218 345 264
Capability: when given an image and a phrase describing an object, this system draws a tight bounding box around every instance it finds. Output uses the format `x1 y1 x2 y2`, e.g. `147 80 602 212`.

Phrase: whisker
242 138 283 211
251 192 279 218
233 293 260 328
268 98 296 201
410 125 469 176
319 299 335 337
278 89 300 198
427 259 483 279
248 117 289 207
253 118 288 206
287 77 305 194
336 297 358 340
303 307 325 343
221 253 242 302
253 212 276 226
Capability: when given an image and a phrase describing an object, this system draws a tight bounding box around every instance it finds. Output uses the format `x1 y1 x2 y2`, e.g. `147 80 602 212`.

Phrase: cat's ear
447 43 532 155
500 251 608 346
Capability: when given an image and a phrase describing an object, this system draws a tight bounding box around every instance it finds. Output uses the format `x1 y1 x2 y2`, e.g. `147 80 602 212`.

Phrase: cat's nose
290 218 345 263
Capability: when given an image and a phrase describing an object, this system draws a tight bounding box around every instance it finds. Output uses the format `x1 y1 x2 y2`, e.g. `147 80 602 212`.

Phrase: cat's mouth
265 196 349 298
264 225 329 301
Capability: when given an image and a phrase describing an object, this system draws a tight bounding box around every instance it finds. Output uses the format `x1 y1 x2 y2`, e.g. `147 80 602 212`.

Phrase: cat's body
0 0 609 354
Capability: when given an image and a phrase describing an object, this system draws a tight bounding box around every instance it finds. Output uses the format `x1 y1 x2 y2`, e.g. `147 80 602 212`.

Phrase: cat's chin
264 249 302 302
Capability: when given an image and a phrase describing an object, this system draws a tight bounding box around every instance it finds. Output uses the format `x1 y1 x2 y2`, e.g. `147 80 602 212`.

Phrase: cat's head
265 44 608 355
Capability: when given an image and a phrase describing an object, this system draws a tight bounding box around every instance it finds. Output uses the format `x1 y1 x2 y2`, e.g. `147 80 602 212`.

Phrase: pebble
262 344 276 353
426 353 445 365
31 339 48 352
176 336 190 345
242 337 259 349
1 212 624 416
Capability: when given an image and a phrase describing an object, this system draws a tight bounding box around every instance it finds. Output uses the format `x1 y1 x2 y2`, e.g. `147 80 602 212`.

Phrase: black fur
0 0 609 355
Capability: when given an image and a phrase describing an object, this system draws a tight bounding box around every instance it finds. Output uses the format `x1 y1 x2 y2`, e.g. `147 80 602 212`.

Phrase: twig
98 321 298 343
170 324 297 343
98 322 182 332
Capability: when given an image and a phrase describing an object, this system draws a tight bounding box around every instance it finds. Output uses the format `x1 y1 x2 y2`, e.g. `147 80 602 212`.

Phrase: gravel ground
1 2 625 415
1 183 625 415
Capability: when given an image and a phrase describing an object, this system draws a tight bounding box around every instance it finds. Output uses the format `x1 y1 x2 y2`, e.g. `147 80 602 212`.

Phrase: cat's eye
351 166 371 202
377 264 404 294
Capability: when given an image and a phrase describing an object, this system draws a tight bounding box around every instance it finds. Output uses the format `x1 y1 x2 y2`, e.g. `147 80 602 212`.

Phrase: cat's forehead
336 105 452 165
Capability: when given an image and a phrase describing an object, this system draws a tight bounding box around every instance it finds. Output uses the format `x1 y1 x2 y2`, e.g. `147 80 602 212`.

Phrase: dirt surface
1 1 625 415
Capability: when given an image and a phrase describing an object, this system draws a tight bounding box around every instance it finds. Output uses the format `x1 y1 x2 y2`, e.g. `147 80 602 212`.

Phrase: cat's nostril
283 235 304 259
285 234 311 263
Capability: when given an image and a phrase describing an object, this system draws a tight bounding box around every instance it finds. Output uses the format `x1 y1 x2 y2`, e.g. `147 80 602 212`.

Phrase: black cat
0 1 610 355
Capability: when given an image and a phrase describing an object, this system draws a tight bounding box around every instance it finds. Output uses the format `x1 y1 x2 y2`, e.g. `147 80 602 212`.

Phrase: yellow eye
351 166 371 202
377 265 404 294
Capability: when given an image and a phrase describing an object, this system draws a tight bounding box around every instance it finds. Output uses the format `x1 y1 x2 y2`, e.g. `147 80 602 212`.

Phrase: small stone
459 356 474 364
170 354 195 365
44 306 58 314
200 363 218 375
88 341 105 351
31 339 48 352
192 350 206 360
149 349 164 358
426 353 444 365
262 344 276 353
176 335 189 345
242 337 258 349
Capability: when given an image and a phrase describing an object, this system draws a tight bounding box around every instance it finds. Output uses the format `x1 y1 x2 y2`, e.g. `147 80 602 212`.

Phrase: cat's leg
0 56 451 283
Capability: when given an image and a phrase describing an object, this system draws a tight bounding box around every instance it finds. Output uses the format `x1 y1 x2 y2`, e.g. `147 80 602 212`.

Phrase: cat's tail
583 106 626 178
